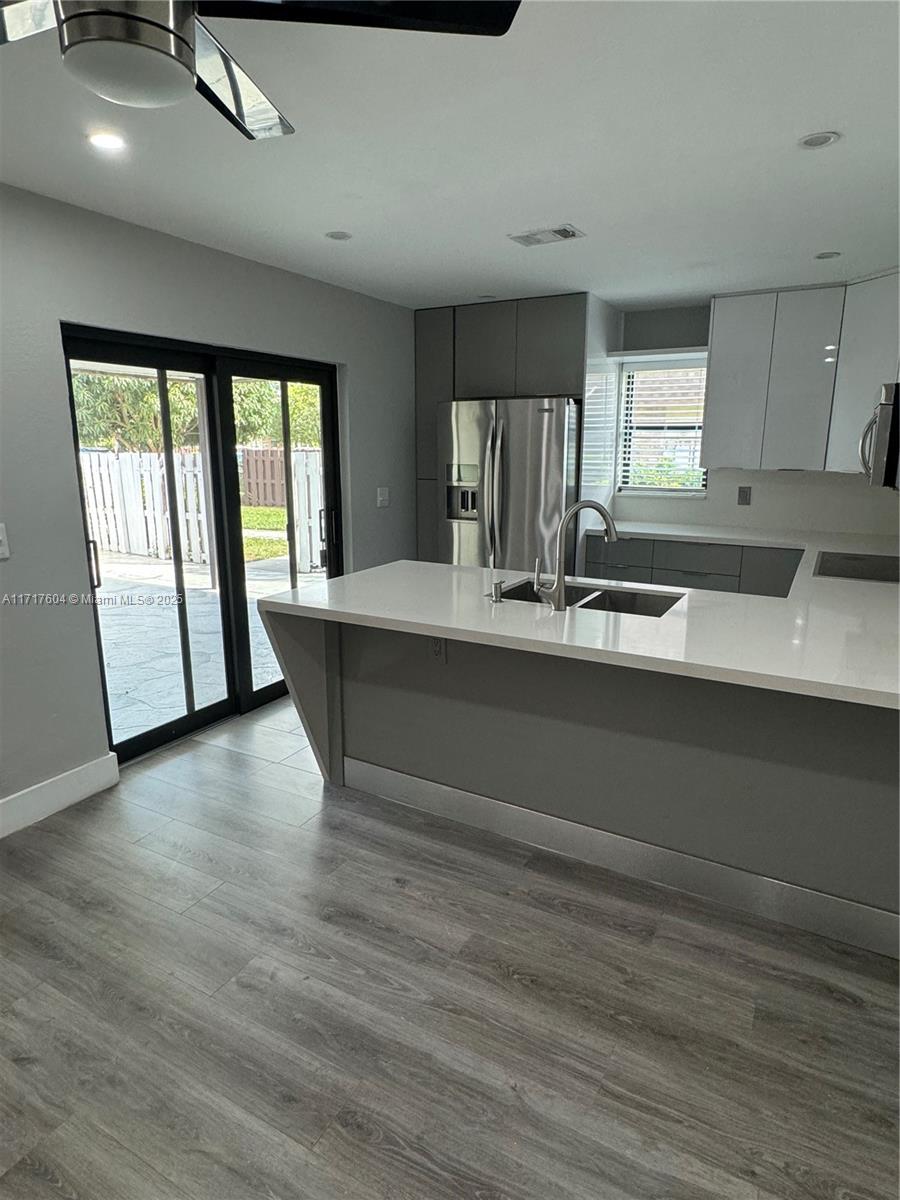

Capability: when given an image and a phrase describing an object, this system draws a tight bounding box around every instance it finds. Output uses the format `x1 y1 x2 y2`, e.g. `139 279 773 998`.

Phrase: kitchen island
259 535 899 955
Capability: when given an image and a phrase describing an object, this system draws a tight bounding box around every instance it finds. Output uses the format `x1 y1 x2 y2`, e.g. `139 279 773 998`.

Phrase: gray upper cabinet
415 307 454 479
515 294 587 396
701 292 777 469
454 300 517 398
760 287 845 470
826 272 900 472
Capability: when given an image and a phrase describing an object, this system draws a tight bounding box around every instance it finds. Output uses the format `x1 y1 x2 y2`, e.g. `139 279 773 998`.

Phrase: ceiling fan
0 1 521 140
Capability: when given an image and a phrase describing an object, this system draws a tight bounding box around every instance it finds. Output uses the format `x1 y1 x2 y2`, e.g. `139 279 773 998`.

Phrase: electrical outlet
376 487 390 509
737 486 752 506
429 636 447 665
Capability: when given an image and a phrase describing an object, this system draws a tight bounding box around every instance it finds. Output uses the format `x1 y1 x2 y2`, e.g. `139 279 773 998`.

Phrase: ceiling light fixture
815 251 841 260
799 131 841 149
478 294 498 300
325 230 352 241
88 130 125 152
60 3 195 108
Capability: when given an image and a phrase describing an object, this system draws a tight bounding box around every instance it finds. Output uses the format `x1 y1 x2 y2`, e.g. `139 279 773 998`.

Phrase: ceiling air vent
508 224 585 247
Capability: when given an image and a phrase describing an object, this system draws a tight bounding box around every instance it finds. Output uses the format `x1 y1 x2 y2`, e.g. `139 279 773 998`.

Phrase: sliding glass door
219 360 341 704
64 329 342 759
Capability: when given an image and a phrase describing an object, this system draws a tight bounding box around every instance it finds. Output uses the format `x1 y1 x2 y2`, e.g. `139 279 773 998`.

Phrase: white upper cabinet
701 291 776 469
760 287 846 470
825 272 900 472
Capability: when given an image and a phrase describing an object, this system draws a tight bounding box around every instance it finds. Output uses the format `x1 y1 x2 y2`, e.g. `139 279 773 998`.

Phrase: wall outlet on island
376 486 391 508
737 486 752 506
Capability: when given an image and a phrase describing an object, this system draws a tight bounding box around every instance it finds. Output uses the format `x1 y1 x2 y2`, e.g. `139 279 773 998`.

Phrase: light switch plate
737 486 752 506
376 487 390 509
0 522 9 560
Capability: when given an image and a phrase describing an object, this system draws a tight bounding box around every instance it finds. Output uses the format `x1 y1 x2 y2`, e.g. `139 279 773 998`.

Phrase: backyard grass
243 535 289 561
241 505 286 531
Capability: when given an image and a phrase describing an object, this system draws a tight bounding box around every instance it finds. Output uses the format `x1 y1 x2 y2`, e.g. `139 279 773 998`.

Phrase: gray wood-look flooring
1 698 896 1200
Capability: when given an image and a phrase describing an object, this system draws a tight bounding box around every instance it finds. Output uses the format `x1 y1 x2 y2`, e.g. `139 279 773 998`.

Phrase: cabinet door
739 546 803 597
514 294 587 396
454 301 517 399
760 287 845 470
651 568 740 593
584 535 653 568
415 307 454 480
416 480 438 562
701 292 776 468
826 273 900 472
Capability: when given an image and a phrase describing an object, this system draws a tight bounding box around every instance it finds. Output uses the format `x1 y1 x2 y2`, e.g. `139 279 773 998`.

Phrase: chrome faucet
533 500 618 611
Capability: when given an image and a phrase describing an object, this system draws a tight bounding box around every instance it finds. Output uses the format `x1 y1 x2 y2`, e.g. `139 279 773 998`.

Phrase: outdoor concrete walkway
95 551 319 743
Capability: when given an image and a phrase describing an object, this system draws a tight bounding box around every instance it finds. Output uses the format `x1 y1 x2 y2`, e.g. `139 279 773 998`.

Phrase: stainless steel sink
576 589 683 616
815 552 899 583
501 580 599 606
500 579 683 617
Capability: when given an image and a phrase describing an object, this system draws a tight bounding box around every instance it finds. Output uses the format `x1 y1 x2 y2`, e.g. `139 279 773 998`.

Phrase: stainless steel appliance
436 397 580 571
859 383 899 489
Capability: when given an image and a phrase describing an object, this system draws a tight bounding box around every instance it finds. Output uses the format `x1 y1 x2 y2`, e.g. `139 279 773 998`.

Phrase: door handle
483 428 495 565
859 414 877 478
318 507 326 544
492 419 504 561
87 539 102 589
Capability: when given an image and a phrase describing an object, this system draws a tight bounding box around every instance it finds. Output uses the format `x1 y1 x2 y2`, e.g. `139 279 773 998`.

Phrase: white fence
80 448 324 573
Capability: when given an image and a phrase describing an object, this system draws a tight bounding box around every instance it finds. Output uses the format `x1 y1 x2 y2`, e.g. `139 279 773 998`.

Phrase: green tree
72 370 321 451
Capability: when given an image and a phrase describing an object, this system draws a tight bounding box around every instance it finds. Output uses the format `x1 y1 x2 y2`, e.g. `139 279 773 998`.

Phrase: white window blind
618 361 707 491
581 361 619 501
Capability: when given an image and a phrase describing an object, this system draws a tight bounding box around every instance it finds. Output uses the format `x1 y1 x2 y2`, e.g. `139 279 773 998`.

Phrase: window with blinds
618 360 708 491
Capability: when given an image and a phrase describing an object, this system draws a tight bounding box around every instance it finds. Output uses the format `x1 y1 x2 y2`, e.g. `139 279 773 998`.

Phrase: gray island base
260 610 898 957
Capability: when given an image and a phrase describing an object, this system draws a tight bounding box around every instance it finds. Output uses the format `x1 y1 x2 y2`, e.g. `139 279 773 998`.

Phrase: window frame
615 355 709 496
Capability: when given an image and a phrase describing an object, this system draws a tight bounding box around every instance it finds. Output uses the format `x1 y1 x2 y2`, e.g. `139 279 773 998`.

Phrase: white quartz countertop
258 529 899 709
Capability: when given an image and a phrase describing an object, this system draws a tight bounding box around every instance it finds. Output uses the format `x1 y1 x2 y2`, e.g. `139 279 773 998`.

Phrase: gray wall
621 304 710 351
340 626 899 912
0 185 415 798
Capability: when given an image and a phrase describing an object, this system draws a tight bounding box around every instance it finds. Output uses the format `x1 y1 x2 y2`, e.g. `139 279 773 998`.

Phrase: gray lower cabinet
584 563 652 584
454 300 517 399
651 538 742 576
652 568 740 593
739 546 804 598
586 536 654 569
515 294 587 396
584 533 802 597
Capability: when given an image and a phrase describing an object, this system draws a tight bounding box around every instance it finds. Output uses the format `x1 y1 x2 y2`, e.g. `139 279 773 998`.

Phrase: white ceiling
1 1 897 310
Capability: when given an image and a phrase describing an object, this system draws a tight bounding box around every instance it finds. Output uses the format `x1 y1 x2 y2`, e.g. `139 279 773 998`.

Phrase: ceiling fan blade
195 1 521 37
194 19 295 140
0 0 57 46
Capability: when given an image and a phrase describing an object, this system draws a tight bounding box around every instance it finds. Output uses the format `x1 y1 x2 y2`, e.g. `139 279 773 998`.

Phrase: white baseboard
0 752 119 839
344 758 899 959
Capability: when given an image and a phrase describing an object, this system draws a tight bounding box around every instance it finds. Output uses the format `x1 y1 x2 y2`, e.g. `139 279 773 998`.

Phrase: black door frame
61 323 343 759
216 353 342 711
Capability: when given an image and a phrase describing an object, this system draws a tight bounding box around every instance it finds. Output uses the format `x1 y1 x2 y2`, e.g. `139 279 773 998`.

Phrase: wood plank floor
1 697 896 1199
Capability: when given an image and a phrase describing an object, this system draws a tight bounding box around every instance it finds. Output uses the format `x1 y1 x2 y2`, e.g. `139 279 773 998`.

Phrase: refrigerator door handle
493 418 504 560
859 413 877 478
483 425 495 564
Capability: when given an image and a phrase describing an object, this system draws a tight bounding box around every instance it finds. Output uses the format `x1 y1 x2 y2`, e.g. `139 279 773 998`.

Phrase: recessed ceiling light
815 250 841 260
325 230 352 241
799 131 841 150
88 130 125 152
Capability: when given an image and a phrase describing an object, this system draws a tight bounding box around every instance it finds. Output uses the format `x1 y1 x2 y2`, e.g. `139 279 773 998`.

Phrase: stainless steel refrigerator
436 397 580 572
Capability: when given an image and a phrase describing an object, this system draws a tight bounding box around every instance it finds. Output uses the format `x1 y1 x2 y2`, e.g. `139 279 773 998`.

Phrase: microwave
860 383 899 490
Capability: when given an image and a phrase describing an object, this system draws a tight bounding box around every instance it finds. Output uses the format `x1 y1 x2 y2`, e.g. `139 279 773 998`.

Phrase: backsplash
612 469 899 536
